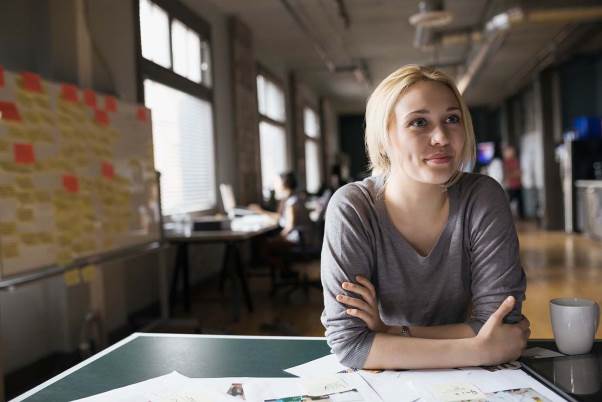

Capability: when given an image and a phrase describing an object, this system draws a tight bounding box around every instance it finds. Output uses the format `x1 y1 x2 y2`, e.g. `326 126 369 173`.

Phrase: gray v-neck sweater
320 173 526 368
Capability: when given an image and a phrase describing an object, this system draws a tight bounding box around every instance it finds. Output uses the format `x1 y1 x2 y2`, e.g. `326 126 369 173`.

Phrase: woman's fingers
337 294 371 312
517 317 531 331
346 308 374 326
341 281 375 305
355 276 376 299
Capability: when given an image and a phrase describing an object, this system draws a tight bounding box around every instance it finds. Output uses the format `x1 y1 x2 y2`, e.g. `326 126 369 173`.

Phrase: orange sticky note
136 107 148 122
14 143 35 164
61 84 79 102
0 65 4 88
95 110 109 126
101 161 115 179
21 72 43 93
83 89 96 108
105 96 117 112
63 175 79 193
0 102 22 121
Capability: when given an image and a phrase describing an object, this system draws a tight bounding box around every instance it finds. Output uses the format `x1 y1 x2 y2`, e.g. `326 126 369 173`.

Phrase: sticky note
63 175 79 193
3 243 19 259
0 186 15 198
0 222 17 236
136 107 148 121
101 161 115 179
15 176 34 189
20 232 37 245
17 208 34 221
0 65 4 87
61 84 79 102
14 143 35 164
105 96 117 112
0 102 22 122
21 72 43 92
95 110 109 126
63 270 81 286
83 89 96 108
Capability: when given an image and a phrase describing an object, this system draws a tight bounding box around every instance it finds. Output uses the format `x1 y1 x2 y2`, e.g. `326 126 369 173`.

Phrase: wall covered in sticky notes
0 68 159 278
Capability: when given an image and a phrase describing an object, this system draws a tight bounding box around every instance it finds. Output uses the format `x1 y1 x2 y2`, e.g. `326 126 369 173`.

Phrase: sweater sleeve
465 176 527 335
320 184 376 368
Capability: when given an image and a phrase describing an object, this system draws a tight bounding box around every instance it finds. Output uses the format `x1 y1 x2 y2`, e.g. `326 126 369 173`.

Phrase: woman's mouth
425 155 452 165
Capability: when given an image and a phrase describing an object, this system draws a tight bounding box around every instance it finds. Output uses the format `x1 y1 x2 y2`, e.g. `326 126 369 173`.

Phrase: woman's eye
409 118 427 128
446 114 460 124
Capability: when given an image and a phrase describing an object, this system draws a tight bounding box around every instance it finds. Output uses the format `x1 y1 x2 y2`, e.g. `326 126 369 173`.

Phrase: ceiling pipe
456 4 602 94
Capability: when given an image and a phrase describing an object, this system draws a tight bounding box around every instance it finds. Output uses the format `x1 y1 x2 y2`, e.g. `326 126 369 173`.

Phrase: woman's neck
384 170 448 218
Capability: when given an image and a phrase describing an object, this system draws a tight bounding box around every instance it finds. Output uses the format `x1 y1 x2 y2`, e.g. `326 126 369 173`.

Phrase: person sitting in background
487 142 504 186
503 144 524 219
250 172 312 275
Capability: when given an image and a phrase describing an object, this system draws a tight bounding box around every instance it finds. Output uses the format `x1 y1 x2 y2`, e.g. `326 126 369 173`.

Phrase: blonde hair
365 64 475 188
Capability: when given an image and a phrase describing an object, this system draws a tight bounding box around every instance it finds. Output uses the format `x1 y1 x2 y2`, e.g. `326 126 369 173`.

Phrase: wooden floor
183 222 602 339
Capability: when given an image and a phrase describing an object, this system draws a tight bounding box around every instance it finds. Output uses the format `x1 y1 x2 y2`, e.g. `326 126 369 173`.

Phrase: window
304 107 322 193
144 80 215 214
137 0 215 214
257 72 288 197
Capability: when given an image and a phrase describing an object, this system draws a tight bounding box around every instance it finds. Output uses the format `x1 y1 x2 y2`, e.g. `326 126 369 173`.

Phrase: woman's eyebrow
405 106 460 118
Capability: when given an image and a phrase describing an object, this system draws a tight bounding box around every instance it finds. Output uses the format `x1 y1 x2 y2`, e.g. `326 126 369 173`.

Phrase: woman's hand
337 276 389 333
474 296 531 365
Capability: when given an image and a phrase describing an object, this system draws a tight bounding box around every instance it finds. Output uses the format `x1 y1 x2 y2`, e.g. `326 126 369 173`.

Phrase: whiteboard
0 68 160 278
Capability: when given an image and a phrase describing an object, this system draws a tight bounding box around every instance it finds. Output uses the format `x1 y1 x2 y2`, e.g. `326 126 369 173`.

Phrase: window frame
256 64 289 194
134 0 219 214
303 105 323 194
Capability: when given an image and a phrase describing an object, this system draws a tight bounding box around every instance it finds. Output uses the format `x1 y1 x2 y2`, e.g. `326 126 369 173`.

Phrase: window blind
144 79 216 214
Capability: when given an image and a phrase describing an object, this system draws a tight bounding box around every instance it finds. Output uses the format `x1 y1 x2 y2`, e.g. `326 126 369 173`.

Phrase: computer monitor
219 183 236 215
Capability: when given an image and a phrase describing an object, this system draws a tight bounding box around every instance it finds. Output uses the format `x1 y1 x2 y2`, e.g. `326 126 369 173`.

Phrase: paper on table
72 371 238 402
355 371 420 402
284 353 349 377
430 382 486 402
302 375 354 396
521 347 565 359
242 373 380 402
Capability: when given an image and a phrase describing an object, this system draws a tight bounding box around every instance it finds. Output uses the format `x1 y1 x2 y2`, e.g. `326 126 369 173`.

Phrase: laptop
219 184 256 217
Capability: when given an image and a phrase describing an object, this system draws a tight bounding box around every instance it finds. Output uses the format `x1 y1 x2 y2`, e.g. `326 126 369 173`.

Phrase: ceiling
207 0 602 112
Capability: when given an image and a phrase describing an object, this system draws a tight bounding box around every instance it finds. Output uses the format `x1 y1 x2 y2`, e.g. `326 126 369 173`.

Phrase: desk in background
13 334 589 402
164 216 279 320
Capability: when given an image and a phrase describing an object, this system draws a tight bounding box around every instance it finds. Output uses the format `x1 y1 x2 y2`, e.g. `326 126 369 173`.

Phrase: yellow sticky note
81 265 96 283
38 232 54 243
15 176 34 189
20 232 37 245
16 192 33 204
2 242 19 259
0 222 17 236
34 191 51 203
0 185 16 198
63 269 81 287
17 208 34 222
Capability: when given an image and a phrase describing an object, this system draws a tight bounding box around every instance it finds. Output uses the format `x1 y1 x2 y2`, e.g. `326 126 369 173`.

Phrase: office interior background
1 0 602 399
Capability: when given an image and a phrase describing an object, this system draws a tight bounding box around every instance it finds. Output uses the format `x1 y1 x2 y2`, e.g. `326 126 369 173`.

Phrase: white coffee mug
550 298 600 355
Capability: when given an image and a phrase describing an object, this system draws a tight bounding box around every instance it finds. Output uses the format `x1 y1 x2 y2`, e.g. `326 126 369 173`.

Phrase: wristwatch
400 325 411 337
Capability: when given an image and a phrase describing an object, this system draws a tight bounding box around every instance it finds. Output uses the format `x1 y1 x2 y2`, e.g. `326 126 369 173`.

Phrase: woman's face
388 80 465 185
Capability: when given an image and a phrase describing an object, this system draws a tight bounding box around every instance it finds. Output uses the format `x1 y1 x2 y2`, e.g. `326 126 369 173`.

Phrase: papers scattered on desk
73 354 566 402
284 355 567 402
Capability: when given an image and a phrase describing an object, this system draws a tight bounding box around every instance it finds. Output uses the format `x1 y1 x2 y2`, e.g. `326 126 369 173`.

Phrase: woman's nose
431 126 450 146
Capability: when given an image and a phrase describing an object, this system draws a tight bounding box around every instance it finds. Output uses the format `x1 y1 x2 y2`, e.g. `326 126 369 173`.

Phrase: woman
320 65 529 370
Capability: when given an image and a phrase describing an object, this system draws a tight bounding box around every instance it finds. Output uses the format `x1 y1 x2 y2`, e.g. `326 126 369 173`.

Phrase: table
13 334 585 402
11 334 331 402
165 222 279 320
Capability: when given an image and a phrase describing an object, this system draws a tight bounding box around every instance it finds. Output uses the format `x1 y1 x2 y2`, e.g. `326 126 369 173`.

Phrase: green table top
14 334 332 402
